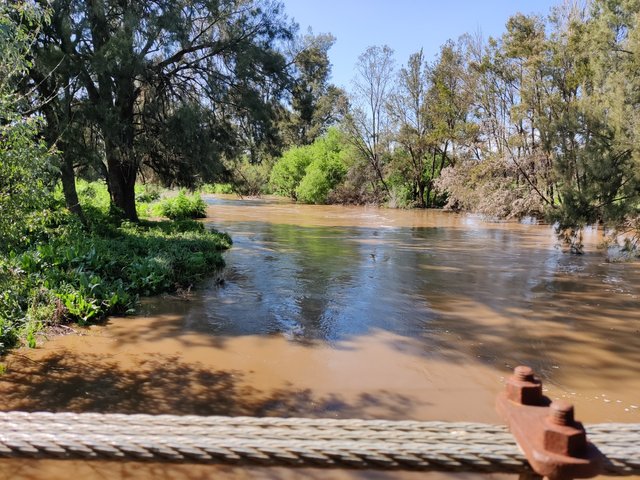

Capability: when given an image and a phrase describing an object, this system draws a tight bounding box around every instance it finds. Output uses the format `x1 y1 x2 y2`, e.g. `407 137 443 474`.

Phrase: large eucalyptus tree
30 0 295 220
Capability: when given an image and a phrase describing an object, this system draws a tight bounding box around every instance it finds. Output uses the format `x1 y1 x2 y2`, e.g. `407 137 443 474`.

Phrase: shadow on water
0 350 417 419
2 202 638 424
4 199 637 478
130 220 640 389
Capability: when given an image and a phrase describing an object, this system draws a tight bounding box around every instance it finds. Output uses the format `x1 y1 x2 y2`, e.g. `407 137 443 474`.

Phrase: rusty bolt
544 401 587 457
506 366 543 406
549 401 575 426
514 365 535 381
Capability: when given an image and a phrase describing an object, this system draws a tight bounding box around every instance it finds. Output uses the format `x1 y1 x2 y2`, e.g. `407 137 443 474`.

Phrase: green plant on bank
296 155 347 204
270 128 349 203
135 183 162 203
269 144 313 199
0 182 231 354
154 190 207 220
200 183 234 194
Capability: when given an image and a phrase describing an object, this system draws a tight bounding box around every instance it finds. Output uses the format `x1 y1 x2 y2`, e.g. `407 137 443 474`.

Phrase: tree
387 50 430 207
30 0 295 221
0 2 53 249
428 42 475 179
550 0 640 246
284 33 346 146
343 45 395 199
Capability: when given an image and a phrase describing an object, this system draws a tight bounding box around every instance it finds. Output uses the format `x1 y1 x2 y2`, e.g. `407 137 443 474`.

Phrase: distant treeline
269 0 640 253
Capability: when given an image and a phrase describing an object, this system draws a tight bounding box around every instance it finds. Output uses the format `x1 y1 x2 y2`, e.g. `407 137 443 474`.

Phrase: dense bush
270 128 349 203
155 190 207 220
269 146 314 198
231 157 274 196
296 156 346 204
135 184 162 203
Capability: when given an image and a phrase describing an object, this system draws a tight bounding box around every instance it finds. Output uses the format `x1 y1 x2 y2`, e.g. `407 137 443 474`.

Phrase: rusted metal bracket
496 366 604 479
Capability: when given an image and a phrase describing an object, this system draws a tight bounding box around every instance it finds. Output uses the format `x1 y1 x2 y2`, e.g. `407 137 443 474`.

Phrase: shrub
270 128 349 202
200 183 234 194
135 184 162 203
155 191 207 220
269 147 314 198
296 156 347 204
76 180 112 213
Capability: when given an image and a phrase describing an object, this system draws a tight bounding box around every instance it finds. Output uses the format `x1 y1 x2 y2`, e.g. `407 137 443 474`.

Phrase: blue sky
282 0 561 89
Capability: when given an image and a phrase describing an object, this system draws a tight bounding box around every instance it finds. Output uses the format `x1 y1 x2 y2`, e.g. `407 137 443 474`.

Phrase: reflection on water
196 196 639 418
1 195 638 480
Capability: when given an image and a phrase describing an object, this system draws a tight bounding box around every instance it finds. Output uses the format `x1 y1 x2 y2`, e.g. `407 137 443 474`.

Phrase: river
1 195 638 479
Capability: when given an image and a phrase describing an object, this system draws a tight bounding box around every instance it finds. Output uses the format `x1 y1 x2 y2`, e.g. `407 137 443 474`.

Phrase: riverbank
0 183 231 356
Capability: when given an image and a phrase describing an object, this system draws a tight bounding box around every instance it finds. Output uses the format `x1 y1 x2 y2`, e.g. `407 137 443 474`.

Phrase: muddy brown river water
1 195 638 479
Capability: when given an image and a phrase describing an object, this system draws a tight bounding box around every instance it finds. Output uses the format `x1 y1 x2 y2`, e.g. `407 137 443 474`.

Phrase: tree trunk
59 156 85 221
31 74 85 222
42 113 85 221
425 182 433 208
106 145 138 221
371 154 390 196
426 150 437 208
417 180 426 208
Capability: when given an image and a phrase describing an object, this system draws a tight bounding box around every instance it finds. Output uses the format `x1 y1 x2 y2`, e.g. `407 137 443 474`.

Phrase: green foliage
0 182 231 354
200 183 234 194
76 180 112 212
386 170 414 209
269 146 314 198
155 191 207 220
0 3 54 252
545 0 640 247
135 184 162 203
270 128 348 203
296 156 347 204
